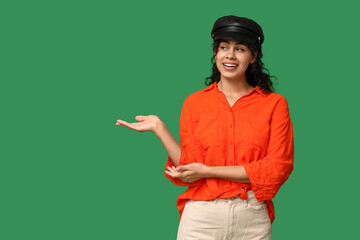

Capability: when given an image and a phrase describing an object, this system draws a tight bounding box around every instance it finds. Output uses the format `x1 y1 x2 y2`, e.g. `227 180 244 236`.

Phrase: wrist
153 120 167 136
203 165 212 178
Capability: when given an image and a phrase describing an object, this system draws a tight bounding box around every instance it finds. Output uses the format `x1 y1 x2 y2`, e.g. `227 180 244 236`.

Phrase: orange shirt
164 81 294 224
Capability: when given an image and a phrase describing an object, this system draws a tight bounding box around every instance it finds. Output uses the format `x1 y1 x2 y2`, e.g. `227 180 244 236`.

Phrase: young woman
116 15 294 240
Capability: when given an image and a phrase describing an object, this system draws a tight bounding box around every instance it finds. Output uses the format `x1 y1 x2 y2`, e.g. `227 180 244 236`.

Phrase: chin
220 72 244 80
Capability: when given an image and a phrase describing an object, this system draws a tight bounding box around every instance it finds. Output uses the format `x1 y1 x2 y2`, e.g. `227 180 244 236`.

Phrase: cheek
247 54 255 63
216 61 224 72
239 56 252 66
216 62 221 72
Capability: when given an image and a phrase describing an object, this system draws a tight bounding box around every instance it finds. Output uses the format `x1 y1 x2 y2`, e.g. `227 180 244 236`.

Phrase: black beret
211 15 264 45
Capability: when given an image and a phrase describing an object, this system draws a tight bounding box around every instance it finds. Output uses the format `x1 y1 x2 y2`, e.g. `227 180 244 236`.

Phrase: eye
220 46 227 50
236 48 244 52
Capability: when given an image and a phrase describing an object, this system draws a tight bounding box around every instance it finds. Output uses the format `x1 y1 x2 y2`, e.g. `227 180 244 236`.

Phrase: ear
250 50 259 64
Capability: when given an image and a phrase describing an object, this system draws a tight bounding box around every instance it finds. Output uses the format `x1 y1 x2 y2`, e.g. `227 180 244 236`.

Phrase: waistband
218 190 264 205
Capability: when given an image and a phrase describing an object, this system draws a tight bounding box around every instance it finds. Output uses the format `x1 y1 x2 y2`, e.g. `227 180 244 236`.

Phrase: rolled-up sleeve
164 96 205 187
244 97 294 201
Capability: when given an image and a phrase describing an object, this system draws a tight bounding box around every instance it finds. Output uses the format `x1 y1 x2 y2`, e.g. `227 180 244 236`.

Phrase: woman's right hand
116 115 164 133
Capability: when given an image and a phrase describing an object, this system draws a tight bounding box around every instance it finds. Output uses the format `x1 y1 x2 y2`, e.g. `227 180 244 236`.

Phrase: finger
117 120 138 130
176 166 187 172
116 120 125 125
135 115 145 121
165 170 178 178
117 120 127 126
167 167 177 174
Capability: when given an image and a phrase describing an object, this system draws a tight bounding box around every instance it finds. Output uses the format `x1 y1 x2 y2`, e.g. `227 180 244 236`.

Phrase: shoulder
180 87 210 119
255 92 291 118
264 92 292 120
266 92 287 101
182 87 208 105
265 92 289 107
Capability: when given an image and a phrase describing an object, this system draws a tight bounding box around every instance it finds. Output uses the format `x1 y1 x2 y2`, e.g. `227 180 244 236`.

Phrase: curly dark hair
205 39 277 94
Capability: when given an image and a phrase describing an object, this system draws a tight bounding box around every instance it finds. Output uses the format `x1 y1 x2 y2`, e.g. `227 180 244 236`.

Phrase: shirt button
228 109 232 112
230 141 233 145
229 125 232 128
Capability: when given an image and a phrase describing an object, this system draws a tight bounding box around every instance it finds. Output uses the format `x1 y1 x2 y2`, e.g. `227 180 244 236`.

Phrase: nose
226 48 236 59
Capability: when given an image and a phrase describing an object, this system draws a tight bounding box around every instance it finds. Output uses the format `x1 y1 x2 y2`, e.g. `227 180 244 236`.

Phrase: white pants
177 190 272 240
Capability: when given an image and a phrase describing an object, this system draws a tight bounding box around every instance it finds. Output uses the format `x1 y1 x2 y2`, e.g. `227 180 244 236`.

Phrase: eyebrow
220 40 245 46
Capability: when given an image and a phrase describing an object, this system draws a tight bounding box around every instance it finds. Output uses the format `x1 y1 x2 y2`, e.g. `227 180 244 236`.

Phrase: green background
1 0 359 239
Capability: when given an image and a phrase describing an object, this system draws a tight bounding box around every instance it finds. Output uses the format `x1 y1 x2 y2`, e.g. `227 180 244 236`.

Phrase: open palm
116 115 160 133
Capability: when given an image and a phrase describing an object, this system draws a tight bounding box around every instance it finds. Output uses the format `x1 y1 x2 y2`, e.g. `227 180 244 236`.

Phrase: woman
116 15 294 240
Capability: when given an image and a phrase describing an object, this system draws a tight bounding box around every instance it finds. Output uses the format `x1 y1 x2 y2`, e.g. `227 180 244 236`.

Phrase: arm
163 96 205 187
243 97 294 201
115 106 203 187
205 165 251 183
166 163 250 183
154 122 181 167
116 115 182 166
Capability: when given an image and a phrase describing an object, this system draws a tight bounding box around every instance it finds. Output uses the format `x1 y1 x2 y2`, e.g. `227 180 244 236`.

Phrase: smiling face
214 38 257 81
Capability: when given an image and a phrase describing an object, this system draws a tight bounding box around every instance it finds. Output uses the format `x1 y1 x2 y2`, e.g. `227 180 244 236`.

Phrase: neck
217 76 254 97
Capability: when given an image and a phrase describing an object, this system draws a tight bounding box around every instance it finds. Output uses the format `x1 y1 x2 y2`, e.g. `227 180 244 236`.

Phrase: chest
224 95 242 108
193 97 273 151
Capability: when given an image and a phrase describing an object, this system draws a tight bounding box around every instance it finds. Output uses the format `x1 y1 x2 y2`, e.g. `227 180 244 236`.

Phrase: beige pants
177 190 272 240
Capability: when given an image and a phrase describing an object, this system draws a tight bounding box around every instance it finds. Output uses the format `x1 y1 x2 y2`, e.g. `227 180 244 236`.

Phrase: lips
223 62 238 67
222 63 238 70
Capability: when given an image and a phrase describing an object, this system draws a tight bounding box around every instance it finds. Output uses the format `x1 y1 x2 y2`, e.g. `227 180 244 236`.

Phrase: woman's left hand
165 163 208 183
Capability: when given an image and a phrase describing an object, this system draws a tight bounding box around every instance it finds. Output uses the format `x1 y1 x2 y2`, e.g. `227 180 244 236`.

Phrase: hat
211 15 264 45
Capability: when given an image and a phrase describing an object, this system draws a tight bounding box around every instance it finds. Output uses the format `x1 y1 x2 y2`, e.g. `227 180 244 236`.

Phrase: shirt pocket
235 114 270 150
194 112 220 148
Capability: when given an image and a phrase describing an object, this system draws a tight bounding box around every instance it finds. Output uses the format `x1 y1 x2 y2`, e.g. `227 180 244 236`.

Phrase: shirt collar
203 81 267 97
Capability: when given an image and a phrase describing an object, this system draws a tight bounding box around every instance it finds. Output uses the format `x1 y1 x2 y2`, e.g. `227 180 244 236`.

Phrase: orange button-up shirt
164 81 294 224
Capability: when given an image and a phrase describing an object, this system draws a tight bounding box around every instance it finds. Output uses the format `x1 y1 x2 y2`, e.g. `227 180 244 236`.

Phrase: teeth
224 64 237 67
